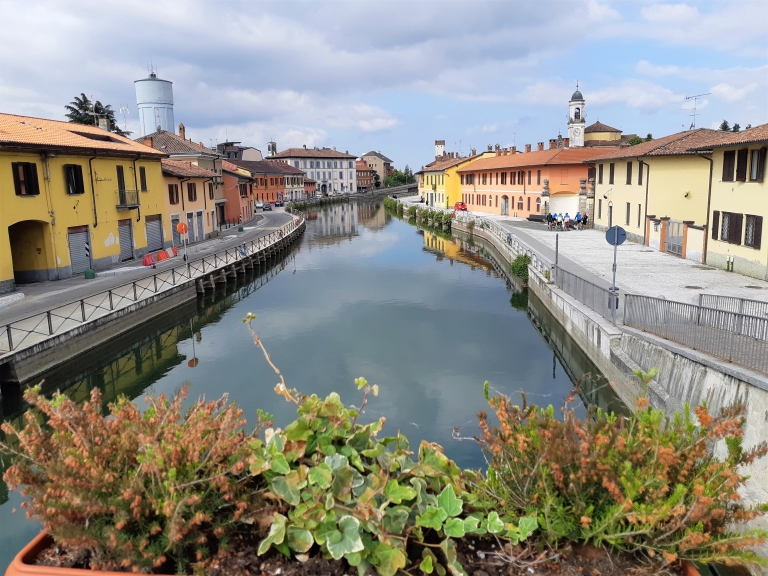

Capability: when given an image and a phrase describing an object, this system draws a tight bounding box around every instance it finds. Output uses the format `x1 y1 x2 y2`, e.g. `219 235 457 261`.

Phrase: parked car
256 201 264 210
275 200 284 207
454 201 468 211
263 203 273 211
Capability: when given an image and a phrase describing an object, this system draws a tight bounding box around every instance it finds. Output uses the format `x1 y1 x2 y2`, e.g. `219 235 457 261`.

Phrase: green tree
645 133 653 141
719 120 731 132
732 123 741 132
627 136 644 146
374 173 381 189
65 93 131 137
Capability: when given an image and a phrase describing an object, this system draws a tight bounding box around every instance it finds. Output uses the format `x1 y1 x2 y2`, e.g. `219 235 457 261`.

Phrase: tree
719 120 731 132
627 136 644 146
745 124 752 130
385 168 407 188
374 173 381 189
65 93 131 137
645 133 653 142
732 124 741 133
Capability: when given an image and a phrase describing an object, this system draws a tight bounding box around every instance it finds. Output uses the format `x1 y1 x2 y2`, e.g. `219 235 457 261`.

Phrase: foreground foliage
473 381 768 567
509 254 531 280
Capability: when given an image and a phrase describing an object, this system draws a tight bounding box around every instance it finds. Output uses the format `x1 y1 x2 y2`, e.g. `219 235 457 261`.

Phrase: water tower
134 70 175 137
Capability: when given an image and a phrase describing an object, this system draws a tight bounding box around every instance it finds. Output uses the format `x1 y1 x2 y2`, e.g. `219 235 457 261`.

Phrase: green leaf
437 485 462 517
325 453 349 471
346 552 362 566
285 418 313 441
250 456 269 476
463 516 482 534
383 506 410 535
332 466 355 503
308 463 333 488
443 517 465 538
286 527 313 553
257 513 286 555
271 453 291 475
384 479 417 504
314 518 338 545
419 554 434 574
271 475 301 506
440 539 467 576
416 506 448 530
518 515 538 540
326 516 364 560
374 542 406 576
485 511 504 534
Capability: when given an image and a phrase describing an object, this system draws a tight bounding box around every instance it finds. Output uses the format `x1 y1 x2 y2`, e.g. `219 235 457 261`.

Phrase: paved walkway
0 211 292 325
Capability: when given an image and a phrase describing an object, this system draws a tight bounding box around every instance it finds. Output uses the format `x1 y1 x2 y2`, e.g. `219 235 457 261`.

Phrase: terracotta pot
681 560 701 576
5 532 115 576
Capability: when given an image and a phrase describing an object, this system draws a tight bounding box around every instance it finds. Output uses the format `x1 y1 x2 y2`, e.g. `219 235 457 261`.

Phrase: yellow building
588 129 727 261
161 159 221 246
416 142 487 209
695 124 768 279
1 113 169 294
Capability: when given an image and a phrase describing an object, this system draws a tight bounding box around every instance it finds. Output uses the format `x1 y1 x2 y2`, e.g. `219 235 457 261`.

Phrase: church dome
570 89 584 101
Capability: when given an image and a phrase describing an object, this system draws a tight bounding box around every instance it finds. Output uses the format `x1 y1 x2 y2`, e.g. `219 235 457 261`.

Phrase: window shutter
712 211 719 240
638 161 643 186
754 216 763 251
28 163 39 195
731 213 743 245
736 149 748 181
76 165 85 193
11 162 22 194
722 151 735 181
626 161 632 185
758 148 766 182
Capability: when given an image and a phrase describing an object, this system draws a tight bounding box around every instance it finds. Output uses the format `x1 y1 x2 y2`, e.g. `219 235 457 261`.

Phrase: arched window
574 107 581 120
536 197 541 213
517 197 524 210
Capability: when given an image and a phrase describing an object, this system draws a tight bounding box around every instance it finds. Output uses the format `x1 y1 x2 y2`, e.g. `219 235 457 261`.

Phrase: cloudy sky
1 0 766 170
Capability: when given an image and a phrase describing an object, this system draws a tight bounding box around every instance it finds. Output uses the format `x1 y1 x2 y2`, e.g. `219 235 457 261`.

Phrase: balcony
116 189 140 210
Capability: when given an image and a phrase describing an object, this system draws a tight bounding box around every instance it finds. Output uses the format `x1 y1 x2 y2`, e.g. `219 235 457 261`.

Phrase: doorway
501 196 509 216
666 220 683 257
68 225 91 274
118 220 134 261
8 220 53 283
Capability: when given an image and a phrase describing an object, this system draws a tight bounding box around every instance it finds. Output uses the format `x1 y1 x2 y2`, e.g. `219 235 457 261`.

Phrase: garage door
145 215 163 252
68 226 91 274
171 215 180 246
187 212 195 243
118 219 134 261
196 211 204 242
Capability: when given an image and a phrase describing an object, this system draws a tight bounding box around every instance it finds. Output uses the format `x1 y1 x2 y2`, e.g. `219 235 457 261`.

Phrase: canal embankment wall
453 220 768 517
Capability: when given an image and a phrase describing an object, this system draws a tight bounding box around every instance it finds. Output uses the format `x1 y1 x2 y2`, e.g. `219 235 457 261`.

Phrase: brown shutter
754 216 763 251
712 211 719 240
722 151 735 181
11 162 22 194
757 148 766 182
736 149 748 181
731 213 743 245
28 163 40 195
638 161 643 185
626 161 632 184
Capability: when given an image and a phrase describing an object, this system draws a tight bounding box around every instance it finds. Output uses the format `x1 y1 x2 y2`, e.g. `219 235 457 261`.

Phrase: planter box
6 532 113 576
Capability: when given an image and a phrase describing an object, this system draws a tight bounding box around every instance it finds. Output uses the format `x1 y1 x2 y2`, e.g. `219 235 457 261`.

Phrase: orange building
221 160 255 224
305 177 317 198
456 144 617 218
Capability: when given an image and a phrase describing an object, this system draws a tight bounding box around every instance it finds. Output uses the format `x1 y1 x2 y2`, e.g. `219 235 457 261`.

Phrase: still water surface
0 201 623 568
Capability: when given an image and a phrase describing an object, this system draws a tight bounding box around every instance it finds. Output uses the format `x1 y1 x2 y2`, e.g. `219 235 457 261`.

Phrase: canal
0 200 625 568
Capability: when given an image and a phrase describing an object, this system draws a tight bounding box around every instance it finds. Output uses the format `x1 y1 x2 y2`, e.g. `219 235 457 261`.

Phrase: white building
269 145 357 196
567 84 586 148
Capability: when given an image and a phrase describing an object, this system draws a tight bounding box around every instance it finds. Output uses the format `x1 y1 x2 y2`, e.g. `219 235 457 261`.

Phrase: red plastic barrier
156 250 170 262
172 247 178 256
142 253 155 266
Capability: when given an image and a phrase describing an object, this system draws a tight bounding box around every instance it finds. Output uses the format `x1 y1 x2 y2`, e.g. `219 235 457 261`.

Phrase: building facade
269 146 357 195
161 159 220 246
216 141 263 161
356 159 375 191
221 160 255 223
361 151 393 187
1 113 170 293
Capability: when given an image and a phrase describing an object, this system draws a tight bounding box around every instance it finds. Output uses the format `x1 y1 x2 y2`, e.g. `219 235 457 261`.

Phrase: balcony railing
116 189 140 210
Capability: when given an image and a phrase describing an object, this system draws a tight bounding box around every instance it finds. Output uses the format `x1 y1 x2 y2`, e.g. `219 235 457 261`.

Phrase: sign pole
611 227 618 324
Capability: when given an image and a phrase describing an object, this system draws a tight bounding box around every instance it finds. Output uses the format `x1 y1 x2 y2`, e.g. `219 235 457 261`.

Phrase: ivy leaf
419 554 434 574
285 417 313 441
271 453 291 475
437 485 462 517
257 513 286 555
250 455 269 476
286 527 313 553
384 480 417 504
332 466 355 503
383 506 410 535
314 518 338 545
440 538 468 576
416 506 448 530
325 453 349 471
518 515 538 541
326 516 364 560
271 475 301 506
443 518 466 538
374 542 406 576
485 511 504 534
463 516 482 534
308 463 333 488
345 552 362 566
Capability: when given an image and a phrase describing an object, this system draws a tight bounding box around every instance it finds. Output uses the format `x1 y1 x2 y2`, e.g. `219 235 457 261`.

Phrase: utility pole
684 93 711 129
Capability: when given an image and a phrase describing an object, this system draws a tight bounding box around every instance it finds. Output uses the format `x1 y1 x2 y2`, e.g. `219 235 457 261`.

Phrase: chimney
537 142 544 151
494 143 500 152
564 138 570 148
496 149 501 156
525 144 532 153
487 144 493 151
98 118 110 132
510 146 516 153
178 123 186 140
303 144 307 149
549 139 557 149
333 146 336 151
143 137 153 148
471 148 476 156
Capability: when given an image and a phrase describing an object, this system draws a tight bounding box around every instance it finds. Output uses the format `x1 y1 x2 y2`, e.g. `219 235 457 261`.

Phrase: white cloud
711 82 759 102
587 0 621 22
482 124 498 133
641 3 699 22
635 60 680 77
588 80 683 111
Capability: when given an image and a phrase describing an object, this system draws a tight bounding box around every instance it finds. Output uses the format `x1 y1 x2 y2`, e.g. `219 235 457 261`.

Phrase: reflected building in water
305 202 359 247
357 202 389 231
422 231 494 275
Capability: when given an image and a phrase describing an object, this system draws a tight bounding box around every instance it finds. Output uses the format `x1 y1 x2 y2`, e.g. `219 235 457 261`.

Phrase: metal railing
554 266 620 322
0 217 304 358
116 189 140 209
699 294 768 320
624 293 768 374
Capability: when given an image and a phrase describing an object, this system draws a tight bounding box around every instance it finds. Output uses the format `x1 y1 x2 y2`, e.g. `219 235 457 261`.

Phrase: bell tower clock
567 82 586 147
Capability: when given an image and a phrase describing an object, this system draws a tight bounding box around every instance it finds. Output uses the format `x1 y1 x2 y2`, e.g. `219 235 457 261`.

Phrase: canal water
0 201 624 568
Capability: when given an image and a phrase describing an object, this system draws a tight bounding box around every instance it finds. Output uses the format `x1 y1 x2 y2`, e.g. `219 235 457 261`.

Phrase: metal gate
145 215 163 252
186 212 195 243
118 219 134 261
666 220 683 257
196 211 204 242
68 226 91 274
171 215 180 247
501 196 509 215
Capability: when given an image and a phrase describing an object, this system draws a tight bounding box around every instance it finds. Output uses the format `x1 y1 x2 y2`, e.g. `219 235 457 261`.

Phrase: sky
1 0 767 171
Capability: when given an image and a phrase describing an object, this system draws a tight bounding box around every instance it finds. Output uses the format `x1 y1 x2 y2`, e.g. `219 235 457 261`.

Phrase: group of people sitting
546 212 587 231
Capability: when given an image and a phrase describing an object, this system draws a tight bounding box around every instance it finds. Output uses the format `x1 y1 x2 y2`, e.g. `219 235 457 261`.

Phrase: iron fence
554 266 621 322
699 294 768 320
624 293 768 374
0 217 304 358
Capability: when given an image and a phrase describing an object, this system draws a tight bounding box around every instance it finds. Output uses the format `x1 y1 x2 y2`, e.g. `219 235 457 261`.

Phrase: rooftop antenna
684 92 710 129
119 106 129 132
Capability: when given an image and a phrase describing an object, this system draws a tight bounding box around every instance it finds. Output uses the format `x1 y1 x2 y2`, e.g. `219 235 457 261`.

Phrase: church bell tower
567 82 586 147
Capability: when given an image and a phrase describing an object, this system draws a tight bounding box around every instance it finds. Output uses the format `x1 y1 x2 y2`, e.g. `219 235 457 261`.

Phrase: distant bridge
370 183 418 197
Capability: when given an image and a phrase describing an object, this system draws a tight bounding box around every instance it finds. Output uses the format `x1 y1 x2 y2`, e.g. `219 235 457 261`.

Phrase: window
626 161 632 185
139 166 147 191
495 195 498 208
609 163 615 185
745 215 763 249
339 171 343 179
722 151 735 181
239 183 248 198
350 171 353 180
511 172 516 185
482 173 487 185
349 161 353 168
310 161 315 169
187 182 197 202
735 149 748 182
294 161 299 168
168 184 179 205
625 202 630 225
303 161 307 168
460 174 464 185
517 197 523 210
528 170 531 185
598 164 604 184
639 161 644 186
334 161 338 168
536 197 541 213
527 196 531 211
537 170 541 185
116 165 126 191
64 164 85 195
750 148 766 182
501 172 506 185
495 172 498 185
598 199 602 219
719 211 743 244
208 182 214 200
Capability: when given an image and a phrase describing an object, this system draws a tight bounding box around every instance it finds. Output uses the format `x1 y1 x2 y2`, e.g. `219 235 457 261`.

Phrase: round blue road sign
605 226 627 245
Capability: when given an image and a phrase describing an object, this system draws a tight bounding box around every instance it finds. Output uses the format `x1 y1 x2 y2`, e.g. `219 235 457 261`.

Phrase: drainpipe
88 155 98 227
132 157 141 222
641 158 650 245
180 178 191 212
696 152 714 264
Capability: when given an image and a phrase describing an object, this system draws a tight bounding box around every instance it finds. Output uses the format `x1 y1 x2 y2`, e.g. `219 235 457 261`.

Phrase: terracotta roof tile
585 121 621 134
689 123 768 149
456 147 618 172
585 129 729 162
265 160 305 175
161 159 218 178
362 150 393 162
270 147 356 159
134 129 219 156
416 154 484 174
0 112 166 157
